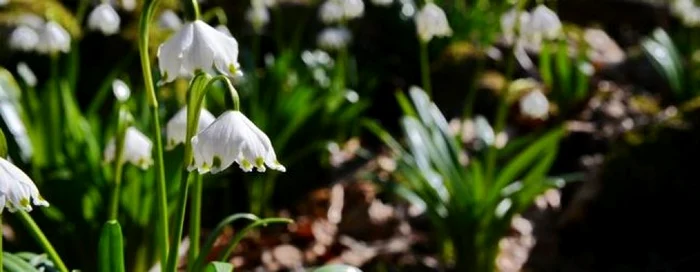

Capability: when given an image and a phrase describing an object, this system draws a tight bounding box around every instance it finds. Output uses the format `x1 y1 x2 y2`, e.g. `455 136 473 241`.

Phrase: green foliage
366 87 564 271
97 220 125 272
204 262 234 272
642 28 684 98
312 264 363 272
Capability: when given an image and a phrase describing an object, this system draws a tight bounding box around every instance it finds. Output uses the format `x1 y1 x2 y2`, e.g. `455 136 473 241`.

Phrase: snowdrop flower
371 0 393 6
9 25 39 52
190 111 285 174
500 8 530 45
0 157 49 213
474 115 495 146
342 0 365 19
112 79 130 102
523 5 561 42
16 62 37 87
104 127 154 169
246 2 270 33
17 14 45 29
415 3 452 43
158 10 183 31
215 25 232 37
0 0 8 6
36 21 71 54
121 0 137 11
157 20 242 83
317 27 351 51
319 0 364 24
165 107 216 150
87 3 121 35
519 90 549 120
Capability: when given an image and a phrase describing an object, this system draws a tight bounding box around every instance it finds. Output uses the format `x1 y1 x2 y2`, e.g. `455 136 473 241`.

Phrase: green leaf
204 262 234 272
193 213 260 270
312 264 363 272
0 128 6 158
3 252 40 272
97 220 125 272
641 38 683 96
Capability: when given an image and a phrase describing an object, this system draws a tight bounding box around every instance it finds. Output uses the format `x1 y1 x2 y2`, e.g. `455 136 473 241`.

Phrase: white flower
190 111 285 174
519 90 549 120
9 25 39 52
474 115 495 146
87 3 121 35
317 27 351 51
319 0 364 24
215 25 232 37
246 5 270 33
120 0 137 11
165 107 216 150
0 157 49 213
157 20 242 83
523 5 561 42
112 79 131 102
415 3 452 42
16 62 37 87
371 0 393 6
500 8 530 45
104 127 153 169
36 21 71 54
0 0 8 6
158 10 183 31
17 14 45 29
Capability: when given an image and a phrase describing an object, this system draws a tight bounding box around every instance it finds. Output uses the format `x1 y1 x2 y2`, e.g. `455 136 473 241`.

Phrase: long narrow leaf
98 220 125 272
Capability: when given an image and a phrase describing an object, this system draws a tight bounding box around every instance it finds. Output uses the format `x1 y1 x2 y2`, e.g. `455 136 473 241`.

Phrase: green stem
192 214 259 271
185 0 201 20
217 218 293 261
419 41 433 96
485 45 517 182
108 161 125 220
138 0 169 267
0 215 3 272
187 174 203 271
166 170 192 272
16 211 69 272
49 55 64 166
462 55 485 119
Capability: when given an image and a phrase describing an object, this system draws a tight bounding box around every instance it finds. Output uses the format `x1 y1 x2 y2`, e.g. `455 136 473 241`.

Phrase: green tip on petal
212 156 222 169
20 198 30 207
228 64 237 75
241 159 252 170
255 157 264 168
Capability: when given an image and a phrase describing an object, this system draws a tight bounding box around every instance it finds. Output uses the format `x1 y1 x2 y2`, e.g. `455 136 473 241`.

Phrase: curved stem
419 41 433 96
187 174 203 271
192 214 259 270
201 7 227 25
185 0 201 20
16 211 69 272
138 0 169 267
217 218 293 261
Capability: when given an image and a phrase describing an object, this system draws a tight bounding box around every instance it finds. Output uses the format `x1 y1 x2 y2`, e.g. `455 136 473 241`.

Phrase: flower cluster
9 17 71 54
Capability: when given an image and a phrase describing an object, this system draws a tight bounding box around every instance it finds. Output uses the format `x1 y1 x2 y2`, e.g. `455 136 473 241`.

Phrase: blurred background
1 0 700 271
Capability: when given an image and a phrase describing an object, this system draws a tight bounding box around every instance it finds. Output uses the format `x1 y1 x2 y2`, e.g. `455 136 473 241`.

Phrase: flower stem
185 0 201 20
108 161 125 220
419 41 433 96
108 111 128 221
16 210 69 272
166 170 192 272
0 215 3 272
138 0 169 267
187 174 203 271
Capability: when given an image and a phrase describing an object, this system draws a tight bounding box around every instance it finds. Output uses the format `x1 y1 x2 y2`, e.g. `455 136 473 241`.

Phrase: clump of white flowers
500 5 561 48
104 127 154 170
157 20 242 83
87 3 121 36
318 0 365 24
317 27 351 51
36 21 71 54
0 157 50 213
246 0 270 33
415 3 452 43
165 107 216 150
190 111 286 174
519 89 550 120
671 0 700 27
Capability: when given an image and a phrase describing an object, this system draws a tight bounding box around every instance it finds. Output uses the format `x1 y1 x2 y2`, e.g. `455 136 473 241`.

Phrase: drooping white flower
519 90 549 120
0 157 49 213
112 79 131 102
104 127 154 169
215 25 232 37
415 3 452 43
157 20 242 83
165 106 216 150
87 3 121 35
121 0 137 11
158 10 183 31
500 8 530 45
317 27 351 51
189 111 285 174
371 0 393 6
246 2 270 33
9 25 39 52
16 62 37 87
318 0 364 24
36 21 71 54
523 5 561 42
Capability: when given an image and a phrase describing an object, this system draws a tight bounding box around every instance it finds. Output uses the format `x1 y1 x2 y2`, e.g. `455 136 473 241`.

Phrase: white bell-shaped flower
0 157 49 213
36 21 71 54
16 62 37 87
9 25 39 52
415 3 452 43
121 0 137 11
519 90 549 120
104 127 154 169
246 5 270 33
157 20 242 84
165 106 216 150
500 8 530 45
317 27 351 51
319 0 344 24
524 5 561 42
189 110 285 174
87 3 121 35
112 79 131 102
158 10 183 31
342 0 365 19
371 0 393 6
